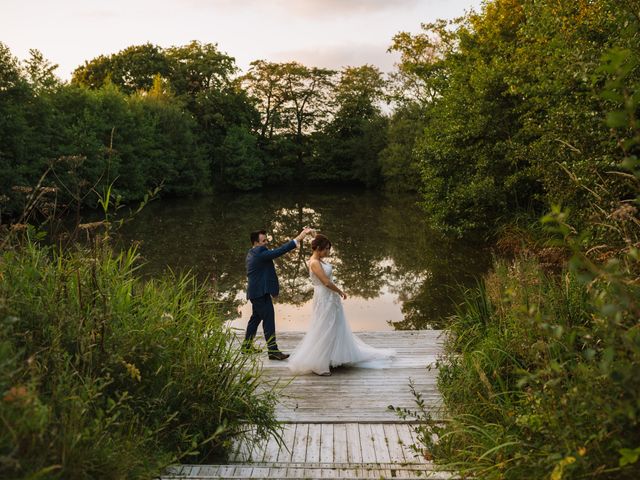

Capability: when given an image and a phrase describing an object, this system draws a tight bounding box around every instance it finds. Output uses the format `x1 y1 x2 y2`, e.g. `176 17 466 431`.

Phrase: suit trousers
245 294 279 352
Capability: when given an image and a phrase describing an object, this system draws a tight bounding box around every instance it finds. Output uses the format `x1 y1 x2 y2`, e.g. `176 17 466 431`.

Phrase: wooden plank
195 465 215 475
216 465 236 477
161 331 447 478
250 436 268 463
261 432 282 463
234 465 253 477
267 466 287 478
250 466 270 478
306 423 322 463
234 434 252 463
276 423 296 463
345 423 362 463
182 465 200 476
397 424 420 463
320 423 333 464
285 467 304 479
370 424 391 463
160 462 445 480
358 424 377 464
291 423 308 463
332 423 348 464
383 423 407 463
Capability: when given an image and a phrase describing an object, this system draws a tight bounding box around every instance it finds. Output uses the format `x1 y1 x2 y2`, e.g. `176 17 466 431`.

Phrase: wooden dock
162 330 448 479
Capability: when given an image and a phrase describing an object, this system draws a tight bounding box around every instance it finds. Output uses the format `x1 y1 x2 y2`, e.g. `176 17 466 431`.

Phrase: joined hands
295 226 317 242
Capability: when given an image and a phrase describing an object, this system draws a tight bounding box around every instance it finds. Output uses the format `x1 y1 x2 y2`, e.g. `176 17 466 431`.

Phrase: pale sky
2 0 483 80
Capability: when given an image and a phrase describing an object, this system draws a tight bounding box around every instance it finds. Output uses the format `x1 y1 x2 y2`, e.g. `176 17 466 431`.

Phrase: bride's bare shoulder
308 258 321 270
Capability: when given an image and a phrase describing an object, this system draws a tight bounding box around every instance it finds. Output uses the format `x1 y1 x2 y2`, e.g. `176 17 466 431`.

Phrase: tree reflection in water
118 188 490 330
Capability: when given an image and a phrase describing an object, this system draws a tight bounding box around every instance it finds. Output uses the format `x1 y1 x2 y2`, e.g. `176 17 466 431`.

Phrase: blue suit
244 240 297 352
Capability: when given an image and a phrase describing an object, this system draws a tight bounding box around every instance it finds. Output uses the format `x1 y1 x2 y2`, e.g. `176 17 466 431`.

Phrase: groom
244 227 312 360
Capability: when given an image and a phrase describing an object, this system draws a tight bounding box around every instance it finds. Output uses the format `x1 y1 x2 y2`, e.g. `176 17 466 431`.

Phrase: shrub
0 236 280 479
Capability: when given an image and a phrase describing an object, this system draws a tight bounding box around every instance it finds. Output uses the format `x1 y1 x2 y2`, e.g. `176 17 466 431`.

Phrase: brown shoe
268 351 290 360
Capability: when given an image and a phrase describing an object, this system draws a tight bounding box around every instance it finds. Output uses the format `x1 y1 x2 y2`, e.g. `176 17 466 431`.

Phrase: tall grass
0 234 281 479
410 253 639 479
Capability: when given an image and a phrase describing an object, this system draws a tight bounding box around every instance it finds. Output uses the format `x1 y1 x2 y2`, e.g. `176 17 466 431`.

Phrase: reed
0 236 281 479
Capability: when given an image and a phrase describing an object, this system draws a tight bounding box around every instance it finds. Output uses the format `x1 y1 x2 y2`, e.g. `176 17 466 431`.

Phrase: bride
287 233 394 376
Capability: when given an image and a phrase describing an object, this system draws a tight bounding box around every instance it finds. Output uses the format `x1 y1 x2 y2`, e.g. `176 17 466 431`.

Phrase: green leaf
619 447 640 467
606 111 629 128
600 89 623 102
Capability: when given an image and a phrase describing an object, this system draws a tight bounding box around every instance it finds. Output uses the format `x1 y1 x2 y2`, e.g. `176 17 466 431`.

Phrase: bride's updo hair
311 233 331 251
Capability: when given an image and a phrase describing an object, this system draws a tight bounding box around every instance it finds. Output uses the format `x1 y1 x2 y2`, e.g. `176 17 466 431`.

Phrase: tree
379 103 424 192
23 49 60 92
70 54 112 90
279 63 336 177
240 61 336 182
72 43 171 94
0 42 35 210
241 60 288 142
313 65 388 186
219 126 263 190
165 41 237 98
387 19 456 107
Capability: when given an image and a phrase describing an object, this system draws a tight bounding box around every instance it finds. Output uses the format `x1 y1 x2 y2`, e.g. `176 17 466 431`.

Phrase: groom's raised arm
255 227 312 261
255 240 297 260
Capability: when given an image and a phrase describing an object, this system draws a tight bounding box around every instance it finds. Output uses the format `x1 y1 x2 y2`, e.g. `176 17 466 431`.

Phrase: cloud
275 0 420 16
269 43 401 73
186 0 419 17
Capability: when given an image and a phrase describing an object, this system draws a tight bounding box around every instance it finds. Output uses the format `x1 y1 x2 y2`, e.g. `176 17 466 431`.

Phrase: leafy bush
407 38 640 479
386 0 638 236
0 236 280 479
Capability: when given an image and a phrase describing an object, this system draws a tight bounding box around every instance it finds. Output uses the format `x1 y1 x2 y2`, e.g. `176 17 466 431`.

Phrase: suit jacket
246 240 297 300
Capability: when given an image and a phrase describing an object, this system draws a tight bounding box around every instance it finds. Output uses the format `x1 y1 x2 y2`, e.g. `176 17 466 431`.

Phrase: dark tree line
0 41 389 217
3 0 638 238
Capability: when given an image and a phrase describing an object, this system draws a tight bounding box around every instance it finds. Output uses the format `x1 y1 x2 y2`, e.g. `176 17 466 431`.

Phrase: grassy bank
0 236 280 479
411 232 639 478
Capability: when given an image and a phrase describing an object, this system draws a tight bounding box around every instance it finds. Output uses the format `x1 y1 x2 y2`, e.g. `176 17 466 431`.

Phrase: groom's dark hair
250 230 267 244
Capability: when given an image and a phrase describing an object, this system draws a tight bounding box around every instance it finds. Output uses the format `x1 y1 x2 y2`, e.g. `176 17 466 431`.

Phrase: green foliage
378 103 424 192
386 0 639 235
0 44 211 214
166 41 237 98
71 41 264 192
71 43 172 94
419 245 639 478
311 65 388 186
405 29 640 478
0 238 281 479
218 126 263 190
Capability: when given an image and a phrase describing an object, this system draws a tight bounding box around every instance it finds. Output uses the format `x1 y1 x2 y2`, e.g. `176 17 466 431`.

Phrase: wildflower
122 361 142 382
3 385 29 403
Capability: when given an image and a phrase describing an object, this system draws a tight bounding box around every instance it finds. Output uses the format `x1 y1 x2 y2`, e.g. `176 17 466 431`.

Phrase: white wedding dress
287 261 395 375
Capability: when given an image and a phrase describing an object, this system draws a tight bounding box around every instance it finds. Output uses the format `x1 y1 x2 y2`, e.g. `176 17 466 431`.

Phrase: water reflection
117 188 490 330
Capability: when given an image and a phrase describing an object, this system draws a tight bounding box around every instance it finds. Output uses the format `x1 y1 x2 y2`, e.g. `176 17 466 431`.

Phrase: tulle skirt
287 287 395 375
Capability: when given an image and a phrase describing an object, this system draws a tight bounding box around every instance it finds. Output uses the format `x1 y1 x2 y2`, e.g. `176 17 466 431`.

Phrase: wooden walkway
162 330 448 479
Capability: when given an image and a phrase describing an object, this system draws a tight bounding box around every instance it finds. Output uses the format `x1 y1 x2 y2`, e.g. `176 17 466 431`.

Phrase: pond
118 188 491 331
